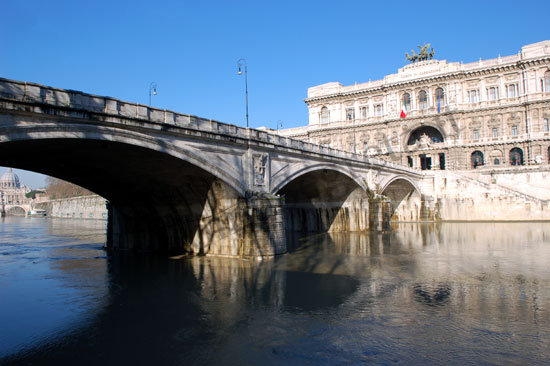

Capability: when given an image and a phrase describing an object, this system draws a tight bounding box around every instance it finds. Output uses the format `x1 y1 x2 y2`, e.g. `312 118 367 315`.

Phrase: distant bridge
0 78 432 257
1 203 31 217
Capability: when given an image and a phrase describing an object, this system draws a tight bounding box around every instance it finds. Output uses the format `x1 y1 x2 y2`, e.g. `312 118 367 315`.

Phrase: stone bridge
0 77 432 257
1 202 32 217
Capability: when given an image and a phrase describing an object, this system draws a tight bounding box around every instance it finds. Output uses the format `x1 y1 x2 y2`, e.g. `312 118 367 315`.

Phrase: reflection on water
1 218 550 365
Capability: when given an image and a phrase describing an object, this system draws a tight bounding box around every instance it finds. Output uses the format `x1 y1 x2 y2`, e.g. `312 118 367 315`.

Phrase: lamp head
153 88 157 95
238 66 242 75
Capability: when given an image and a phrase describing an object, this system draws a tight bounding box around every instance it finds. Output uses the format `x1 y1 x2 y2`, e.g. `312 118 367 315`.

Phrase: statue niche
407 126 444 149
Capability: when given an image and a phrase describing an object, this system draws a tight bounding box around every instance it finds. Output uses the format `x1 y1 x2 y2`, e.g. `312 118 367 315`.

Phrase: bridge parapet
0 77 420 177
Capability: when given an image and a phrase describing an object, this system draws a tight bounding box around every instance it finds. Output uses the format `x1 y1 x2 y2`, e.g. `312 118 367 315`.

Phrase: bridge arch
270 163 367 195
273 164 370 236
381 176 422 222
380 175 421 195
0 126 246 196
6 206 27 216
0 127 251 255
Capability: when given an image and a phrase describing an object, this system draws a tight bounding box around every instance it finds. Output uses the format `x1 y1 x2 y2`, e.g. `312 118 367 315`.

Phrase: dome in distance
1 168 21 189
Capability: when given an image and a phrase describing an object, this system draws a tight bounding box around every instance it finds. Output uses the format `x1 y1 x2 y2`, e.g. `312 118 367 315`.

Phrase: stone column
419 194 436 221
107 192 287 258
242 193 287 257
368 196 392 232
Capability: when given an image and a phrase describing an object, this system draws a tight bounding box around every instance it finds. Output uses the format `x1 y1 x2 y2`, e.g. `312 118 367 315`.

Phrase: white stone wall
38 195 107 220
432 171 550 221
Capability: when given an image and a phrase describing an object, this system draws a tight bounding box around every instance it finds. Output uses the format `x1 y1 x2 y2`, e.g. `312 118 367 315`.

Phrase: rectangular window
375 104 384 116
487 87 499 101
349 143 354 152
363 142 368 152
492 127 498 138
360 106 368 119
512 125 518 137
407 156 414 167
544 118 549 132
473 129 479 140
468 90 479 103
345 108 355 121
506 84 517 98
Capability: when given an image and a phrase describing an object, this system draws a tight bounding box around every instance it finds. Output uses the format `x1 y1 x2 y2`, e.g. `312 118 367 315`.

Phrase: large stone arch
0 125 246 196
381 176 423 222
270 162 367 195
0 127 263 256
274 166 371 239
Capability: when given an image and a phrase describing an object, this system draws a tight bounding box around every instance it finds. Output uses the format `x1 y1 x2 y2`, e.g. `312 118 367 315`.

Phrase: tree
45 177 94 199
25 190 45 199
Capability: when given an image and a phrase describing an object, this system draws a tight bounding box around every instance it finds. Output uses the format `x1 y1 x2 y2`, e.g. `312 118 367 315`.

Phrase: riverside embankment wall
432 170 550 221
36 195 107 220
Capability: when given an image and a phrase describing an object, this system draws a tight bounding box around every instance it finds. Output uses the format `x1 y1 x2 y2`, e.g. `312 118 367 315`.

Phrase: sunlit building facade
0 168 31 205
282 41 550 170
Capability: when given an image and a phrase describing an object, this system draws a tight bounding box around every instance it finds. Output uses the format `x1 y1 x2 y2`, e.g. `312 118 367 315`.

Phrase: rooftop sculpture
406 43 435 63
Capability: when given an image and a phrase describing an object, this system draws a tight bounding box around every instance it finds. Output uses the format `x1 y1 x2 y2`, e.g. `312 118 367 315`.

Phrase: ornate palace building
281 41 550 171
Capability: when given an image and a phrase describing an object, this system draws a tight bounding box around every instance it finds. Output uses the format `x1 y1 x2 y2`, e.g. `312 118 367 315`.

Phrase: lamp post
237 59 249 128
276 120 282 135
149 82 157 106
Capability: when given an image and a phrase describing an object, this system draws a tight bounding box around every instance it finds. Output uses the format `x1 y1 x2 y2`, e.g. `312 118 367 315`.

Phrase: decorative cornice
305 57 550 104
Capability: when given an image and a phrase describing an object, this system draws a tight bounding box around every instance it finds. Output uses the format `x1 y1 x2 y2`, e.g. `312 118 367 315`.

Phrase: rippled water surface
1 217 550 365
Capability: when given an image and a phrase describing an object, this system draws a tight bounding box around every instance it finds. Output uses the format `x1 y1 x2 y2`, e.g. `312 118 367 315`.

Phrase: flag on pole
400 101 407 118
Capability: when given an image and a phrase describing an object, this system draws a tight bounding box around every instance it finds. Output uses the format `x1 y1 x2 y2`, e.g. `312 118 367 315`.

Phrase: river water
1 217 550 365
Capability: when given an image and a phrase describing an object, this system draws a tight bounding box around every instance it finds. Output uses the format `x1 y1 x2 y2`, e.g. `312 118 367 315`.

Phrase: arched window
320 107 329 124
471 151 484 168
545 71 550 92
402 93 411 111
435 87 445 110
494 158 500 165
509 147 524 166
419 90 428 110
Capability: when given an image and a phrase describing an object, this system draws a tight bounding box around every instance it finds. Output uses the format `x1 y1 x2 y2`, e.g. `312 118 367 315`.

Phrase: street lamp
149 82 158 106
237 59 249 128
276 120 283 135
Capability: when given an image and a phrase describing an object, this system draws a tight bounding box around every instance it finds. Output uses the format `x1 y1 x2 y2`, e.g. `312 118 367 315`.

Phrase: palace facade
281 41 550 171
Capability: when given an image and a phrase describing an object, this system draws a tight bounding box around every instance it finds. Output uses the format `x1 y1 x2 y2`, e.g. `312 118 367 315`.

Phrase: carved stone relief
253 153 268 186
391 131 399 145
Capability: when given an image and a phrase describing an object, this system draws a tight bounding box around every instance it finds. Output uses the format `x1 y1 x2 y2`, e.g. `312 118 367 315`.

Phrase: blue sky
1 0 549 188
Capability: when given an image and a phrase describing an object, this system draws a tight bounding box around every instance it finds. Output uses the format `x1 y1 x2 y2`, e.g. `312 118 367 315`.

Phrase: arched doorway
407 126 445 171
471 151 484 168
509 148 524 166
